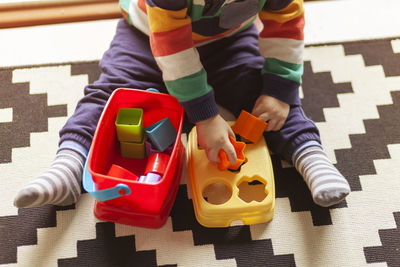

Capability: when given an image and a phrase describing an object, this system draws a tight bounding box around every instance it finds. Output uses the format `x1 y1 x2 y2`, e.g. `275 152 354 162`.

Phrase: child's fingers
206 148 220 164
251 97 262 116
227 126 235 138
223 142 237 165
259 113 277 131
258 112 270 122
266 119 277 131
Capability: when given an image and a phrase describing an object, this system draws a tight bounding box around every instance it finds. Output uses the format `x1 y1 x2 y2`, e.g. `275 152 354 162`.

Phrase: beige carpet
1 36 400 266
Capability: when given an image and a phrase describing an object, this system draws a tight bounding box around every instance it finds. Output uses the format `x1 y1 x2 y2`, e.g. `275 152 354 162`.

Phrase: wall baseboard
0 0 317 29
0 1 121 29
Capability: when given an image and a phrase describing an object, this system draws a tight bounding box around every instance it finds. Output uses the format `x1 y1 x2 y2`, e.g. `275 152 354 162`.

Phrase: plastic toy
137 152 170 184
187 122 275 228
115 108 144 142
217 136 246 171
138 173 161 183
232 110 267 144
145 141 173 157
145 117 177 152
107 164 138 180
119 137 146 159
145 152 170 175
115 108 146 159
83 88 185 229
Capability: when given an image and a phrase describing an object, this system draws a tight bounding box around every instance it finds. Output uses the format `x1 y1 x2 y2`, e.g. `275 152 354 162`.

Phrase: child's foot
14 149 85 208
294 146 350 207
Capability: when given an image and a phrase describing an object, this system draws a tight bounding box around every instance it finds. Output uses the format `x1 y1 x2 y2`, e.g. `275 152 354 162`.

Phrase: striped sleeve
145 0 219 123
258 0 304 105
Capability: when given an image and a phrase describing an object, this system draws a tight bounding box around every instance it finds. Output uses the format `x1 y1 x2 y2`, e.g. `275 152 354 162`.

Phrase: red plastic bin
86 88 185 228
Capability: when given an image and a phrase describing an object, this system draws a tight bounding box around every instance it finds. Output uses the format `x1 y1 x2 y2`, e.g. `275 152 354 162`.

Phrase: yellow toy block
187 123 275 228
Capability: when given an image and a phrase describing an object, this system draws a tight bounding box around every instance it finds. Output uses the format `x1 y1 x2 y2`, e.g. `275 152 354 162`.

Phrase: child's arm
255 0 304 130
145 0 218 123
145 0 236 164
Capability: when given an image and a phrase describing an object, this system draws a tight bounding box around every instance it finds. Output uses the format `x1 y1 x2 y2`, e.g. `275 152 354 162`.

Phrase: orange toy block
217 136 246 171
232 110 267 144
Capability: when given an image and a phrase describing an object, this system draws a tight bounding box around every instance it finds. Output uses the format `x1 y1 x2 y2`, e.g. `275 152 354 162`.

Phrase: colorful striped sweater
119 0 304 123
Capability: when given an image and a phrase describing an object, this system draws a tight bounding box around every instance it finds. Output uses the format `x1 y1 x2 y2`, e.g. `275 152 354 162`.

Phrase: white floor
0 0 399 68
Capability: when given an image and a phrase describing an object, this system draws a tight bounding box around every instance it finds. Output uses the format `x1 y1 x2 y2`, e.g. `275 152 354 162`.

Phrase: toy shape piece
232 110 267 144
217 136 246 171
145 141 173 157
145 117 177 152
137 152 170 184
115 108 144 142
120 135 146 159
138 173 162 183
145 152 170 176
107 164 138 180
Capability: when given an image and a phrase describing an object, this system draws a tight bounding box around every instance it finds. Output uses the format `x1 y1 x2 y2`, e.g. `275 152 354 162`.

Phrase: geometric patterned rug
1 37 400 267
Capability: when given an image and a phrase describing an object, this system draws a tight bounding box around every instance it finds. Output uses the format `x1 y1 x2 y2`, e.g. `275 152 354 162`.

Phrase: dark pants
59 19 320 163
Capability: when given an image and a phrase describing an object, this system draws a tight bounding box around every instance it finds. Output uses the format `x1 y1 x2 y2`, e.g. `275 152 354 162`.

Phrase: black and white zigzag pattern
1 38 399 267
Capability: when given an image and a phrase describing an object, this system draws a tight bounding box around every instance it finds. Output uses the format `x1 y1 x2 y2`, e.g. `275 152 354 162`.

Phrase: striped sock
294 146 350 207
14 149 85 208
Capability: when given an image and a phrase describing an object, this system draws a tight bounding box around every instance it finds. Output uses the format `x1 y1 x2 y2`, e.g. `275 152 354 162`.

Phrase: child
14 0 350 209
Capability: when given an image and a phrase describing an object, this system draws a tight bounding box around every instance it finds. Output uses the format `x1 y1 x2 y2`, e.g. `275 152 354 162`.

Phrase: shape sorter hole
237 178 268 203
237 135 252 144
227 158 248 173
234 133 252 144
202 182 232 205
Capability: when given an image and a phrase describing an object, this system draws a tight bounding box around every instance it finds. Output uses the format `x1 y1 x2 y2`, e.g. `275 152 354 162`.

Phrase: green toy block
115 108 144 142
119 136 146 159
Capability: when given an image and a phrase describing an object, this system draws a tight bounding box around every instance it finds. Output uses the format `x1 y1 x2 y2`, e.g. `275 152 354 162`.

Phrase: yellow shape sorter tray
187 123 275 228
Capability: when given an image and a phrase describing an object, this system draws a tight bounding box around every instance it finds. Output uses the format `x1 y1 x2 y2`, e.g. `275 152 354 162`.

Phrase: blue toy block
145 117 177 152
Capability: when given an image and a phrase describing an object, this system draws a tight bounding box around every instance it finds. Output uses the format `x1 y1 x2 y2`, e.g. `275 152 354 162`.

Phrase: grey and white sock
294 146 350 207
14 149 85 208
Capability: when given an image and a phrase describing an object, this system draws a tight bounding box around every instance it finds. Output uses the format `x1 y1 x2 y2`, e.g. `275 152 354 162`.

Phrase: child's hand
251 95 289 131
196 114 237 165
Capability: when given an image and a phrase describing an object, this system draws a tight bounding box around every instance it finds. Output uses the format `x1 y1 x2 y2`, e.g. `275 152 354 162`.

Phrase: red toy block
145 152 170 176
107 164 138 180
